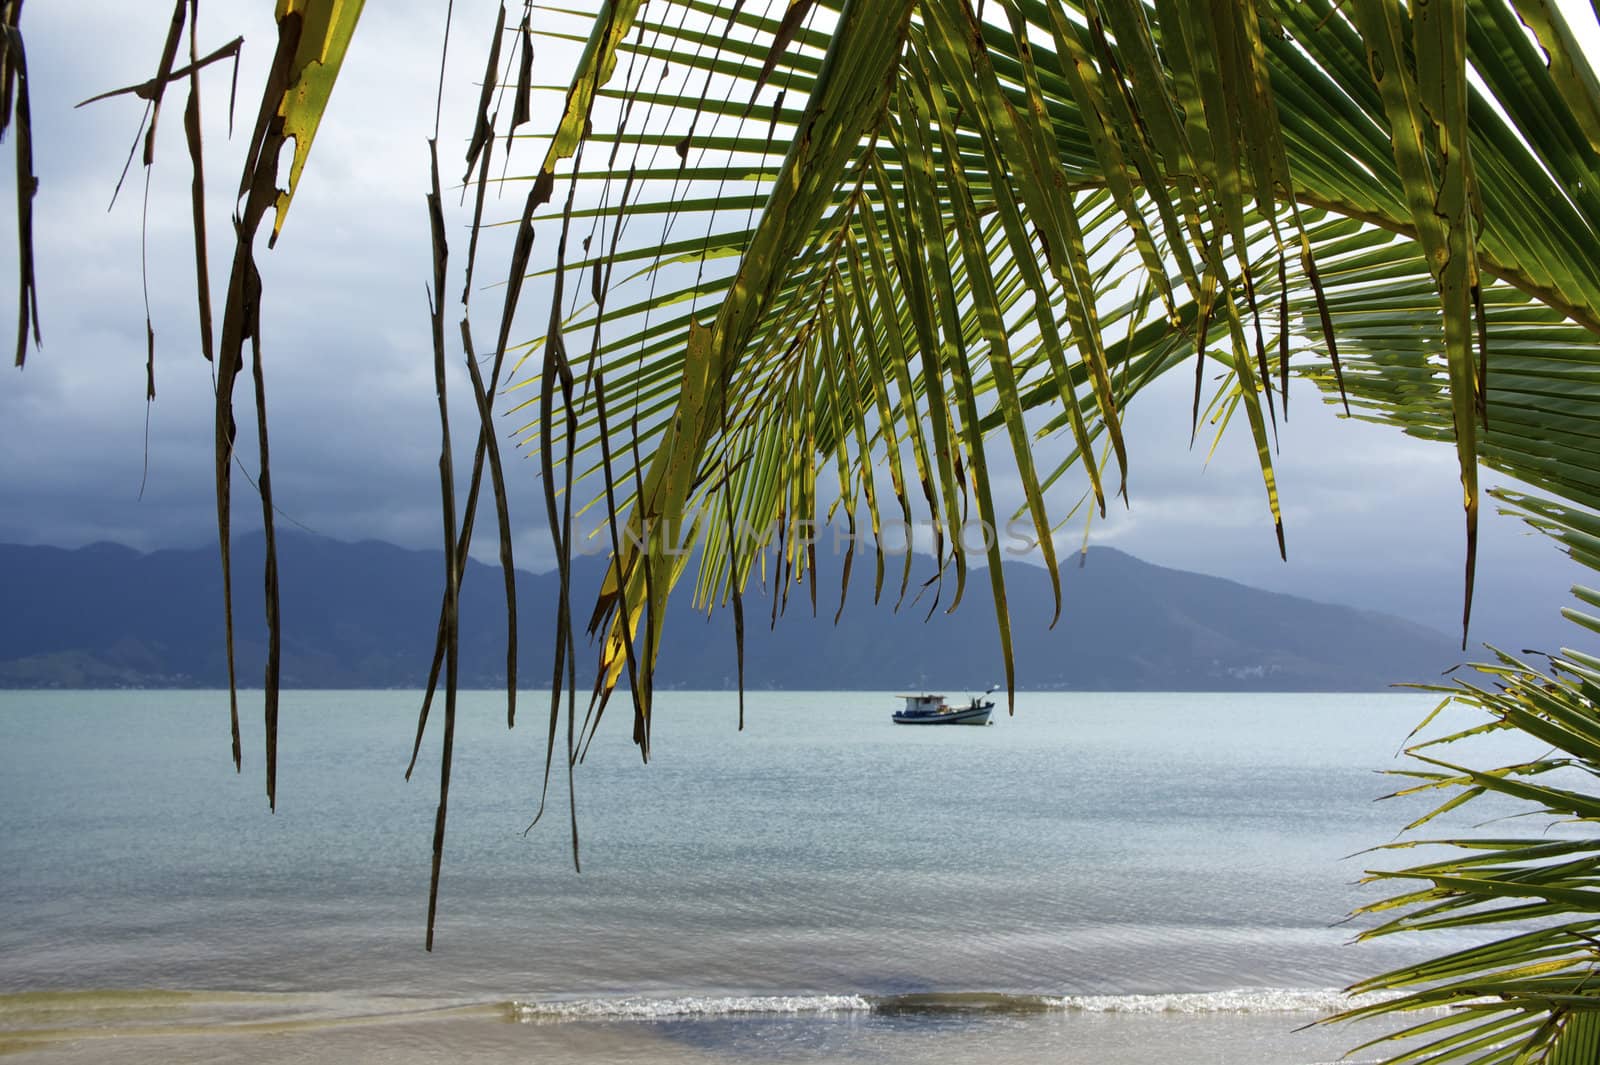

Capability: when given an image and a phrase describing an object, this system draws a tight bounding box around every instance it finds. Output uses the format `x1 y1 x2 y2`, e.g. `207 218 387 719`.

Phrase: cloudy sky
1 1 1594 654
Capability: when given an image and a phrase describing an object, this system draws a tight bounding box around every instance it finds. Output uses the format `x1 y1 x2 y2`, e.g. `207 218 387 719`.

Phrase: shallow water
0 690 1522 1062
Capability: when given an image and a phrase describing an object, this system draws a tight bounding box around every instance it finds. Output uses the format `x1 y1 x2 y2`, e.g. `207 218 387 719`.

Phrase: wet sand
0 989 1412 1065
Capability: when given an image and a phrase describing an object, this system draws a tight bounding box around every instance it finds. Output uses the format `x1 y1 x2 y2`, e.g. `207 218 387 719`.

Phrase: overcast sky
1 1 1595 655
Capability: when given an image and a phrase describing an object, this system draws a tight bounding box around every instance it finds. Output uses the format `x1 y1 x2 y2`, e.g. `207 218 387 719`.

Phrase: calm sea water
0 690 1528 1063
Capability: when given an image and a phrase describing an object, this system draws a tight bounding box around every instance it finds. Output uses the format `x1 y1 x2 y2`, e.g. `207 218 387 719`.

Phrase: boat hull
891 703 993 726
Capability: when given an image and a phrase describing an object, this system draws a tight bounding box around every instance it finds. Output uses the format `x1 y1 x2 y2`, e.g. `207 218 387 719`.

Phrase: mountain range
0 532 1462 690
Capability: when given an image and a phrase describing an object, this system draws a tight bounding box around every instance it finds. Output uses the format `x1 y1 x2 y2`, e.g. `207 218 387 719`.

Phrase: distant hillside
0 533 1461 690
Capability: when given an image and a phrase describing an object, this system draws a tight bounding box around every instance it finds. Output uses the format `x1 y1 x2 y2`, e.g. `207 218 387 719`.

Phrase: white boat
891 691 995 726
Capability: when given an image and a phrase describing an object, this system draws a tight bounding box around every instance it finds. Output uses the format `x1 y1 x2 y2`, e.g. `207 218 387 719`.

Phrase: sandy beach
0 987 1415 1065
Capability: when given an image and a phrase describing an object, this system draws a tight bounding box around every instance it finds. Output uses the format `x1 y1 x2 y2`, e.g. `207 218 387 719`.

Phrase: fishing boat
891 690 995 726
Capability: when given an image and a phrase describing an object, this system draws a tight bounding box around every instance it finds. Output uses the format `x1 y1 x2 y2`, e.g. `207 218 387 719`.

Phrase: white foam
509 987 1407 1023
511 994 874 1022
1047 988 1363 1015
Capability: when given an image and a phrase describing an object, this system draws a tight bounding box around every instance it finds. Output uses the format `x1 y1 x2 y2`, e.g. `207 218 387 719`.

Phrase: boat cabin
899 694 946 713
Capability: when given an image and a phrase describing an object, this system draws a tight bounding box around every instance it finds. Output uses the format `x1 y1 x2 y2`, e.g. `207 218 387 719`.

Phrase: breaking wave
509 987 1372 1023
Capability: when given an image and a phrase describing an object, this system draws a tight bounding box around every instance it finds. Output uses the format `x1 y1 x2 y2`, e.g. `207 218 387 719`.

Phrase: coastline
0 986 1415 1065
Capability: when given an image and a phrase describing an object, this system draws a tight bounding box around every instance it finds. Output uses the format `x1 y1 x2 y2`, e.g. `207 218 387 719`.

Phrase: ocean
0 689 1523 1063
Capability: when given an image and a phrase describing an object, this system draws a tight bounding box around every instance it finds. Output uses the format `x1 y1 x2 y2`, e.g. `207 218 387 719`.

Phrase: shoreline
0 985 1414 1065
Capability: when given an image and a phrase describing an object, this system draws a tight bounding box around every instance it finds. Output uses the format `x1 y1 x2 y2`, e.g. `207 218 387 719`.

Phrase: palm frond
517 0 1600 722
502 2 1600 1058
1334 635 1600 1064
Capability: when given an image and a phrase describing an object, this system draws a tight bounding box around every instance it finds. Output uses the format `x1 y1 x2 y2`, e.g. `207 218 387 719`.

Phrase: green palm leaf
501 2 1600 1060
